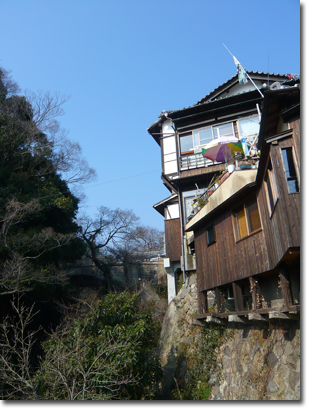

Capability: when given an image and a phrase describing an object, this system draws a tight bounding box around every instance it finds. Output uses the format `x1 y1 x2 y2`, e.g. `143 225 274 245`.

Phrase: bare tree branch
0 296 41 399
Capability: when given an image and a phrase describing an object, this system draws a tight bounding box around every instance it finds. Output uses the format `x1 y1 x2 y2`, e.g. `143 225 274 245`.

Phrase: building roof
167 72 293 115
195 71 293 105
148 71 298 143
153 193 178 217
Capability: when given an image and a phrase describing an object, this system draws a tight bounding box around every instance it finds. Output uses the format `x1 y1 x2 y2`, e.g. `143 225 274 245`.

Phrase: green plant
155 283 168 300
173 325 229 400
176 271 184 295
193 196 208 209
36 291 163 400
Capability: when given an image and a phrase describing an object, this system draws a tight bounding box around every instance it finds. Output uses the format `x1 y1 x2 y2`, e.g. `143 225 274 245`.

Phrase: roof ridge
166 72 295 115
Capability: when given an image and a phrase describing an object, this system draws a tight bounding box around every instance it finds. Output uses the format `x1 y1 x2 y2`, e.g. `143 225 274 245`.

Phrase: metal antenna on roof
268 50 269 88
223 44 264 98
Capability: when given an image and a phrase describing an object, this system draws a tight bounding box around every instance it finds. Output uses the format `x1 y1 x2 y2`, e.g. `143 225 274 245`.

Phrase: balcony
185 168 258 233
180 152 215 171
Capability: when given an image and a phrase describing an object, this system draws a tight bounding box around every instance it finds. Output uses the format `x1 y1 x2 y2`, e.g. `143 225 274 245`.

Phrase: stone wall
157 273 301 401
156 273 202 398
210 321 300 400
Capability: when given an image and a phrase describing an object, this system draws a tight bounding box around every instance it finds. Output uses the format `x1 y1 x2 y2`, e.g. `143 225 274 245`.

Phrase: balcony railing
180 152 215 171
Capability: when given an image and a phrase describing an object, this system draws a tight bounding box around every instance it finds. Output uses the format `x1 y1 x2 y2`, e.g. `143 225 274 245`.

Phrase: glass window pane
281 148 299 193
239 116 260 136
193 130 199 147
217 123 234 138
180 134 193 153
212 127 218 139
184 196 195 221
287 179 299 193
199 128 213 145
207 226 215 245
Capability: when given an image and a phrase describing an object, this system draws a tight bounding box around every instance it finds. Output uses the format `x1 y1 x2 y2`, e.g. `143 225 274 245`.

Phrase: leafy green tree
37 291 163 400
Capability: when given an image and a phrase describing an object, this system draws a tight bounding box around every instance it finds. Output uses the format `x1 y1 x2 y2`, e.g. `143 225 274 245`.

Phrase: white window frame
179 121 235 155
237 115 260 148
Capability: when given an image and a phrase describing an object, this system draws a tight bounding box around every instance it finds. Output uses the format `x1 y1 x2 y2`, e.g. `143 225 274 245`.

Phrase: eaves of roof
167 72 292 118
168 93 260 126
153 193 178 217
196 71 290 104
257 86 300 150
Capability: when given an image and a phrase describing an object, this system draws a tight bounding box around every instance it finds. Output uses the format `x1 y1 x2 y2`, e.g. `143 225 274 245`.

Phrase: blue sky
0 0 301 231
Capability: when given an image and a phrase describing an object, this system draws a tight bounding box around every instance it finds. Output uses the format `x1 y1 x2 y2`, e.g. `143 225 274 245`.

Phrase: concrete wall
110 261 166 287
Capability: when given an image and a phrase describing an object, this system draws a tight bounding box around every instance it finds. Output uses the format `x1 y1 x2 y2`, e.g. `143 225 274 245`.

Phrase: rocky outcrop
156 274 202 398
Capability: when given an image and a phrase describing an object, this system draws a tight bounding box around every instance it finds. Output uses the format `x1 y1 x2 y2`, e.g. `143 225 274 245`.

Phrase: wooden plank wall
195 126 300 294
194 208 269 292
164 219 182 262
291 119 300 168
180 163 224 179
258 135 300 268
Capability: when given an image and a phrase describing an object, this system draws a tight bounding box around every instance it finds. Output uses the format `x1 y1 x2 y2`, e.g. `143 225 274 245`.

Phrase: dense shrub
37 291 163 400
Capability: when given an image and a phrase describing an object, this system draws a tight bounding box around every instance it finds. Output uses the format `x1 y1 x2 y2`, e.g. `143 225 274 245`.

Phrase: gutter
177 185 186 284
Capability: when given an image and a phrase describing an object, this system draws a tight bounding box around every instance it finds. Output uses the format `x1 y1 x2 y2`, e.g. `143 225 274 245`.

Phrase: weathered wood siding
195 127 300 294
195 207 269 292
180 163 224 179
257 134 300 268
291 118 300 168
165 218 182 262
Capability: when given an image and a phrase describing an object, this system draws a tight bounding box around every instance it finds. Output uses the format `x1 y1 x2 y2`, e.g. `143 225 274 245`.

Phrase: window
264 160 278 214
206 225 216 246
179 121 235 155
180 133 194 154
183 190 196 222
234 198 261 240
238 115 260 145
212 122 235 139
281 147 299 193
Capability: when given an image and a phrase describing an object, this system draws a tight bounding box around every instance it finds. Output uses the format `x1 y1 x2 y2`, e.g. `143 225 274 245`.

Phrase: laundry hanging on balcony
201 136 244 164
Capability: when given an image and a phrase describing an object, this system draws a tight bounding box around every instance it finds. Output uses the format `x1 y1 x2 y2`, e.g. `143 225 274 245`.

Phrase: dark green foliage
0 68 164 400
0 68 85 294
37 291 163 400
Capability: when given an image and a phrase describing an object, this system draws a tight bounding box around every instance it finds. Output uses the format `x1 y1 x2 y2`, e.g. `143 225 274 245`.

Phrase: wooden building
186 85 300 322
148 71 298 305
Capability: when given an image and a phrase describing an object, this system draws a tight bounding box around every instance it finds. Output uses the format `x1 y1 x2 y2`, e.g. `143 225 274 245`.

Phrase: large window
179 122 235 155
234 198 262 240
281 147 299 194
